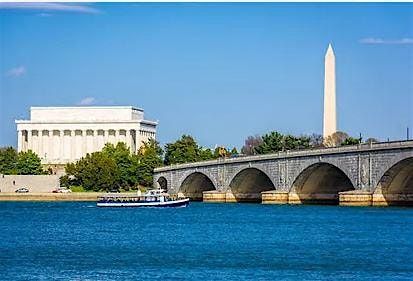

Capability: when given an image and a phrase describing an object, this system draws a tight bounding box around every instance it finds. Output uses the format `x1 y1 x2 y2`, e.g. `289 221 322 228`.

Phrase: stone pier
338 191 373 206
337 191 413 207
203 191 261 203
203 189 413 206
372 193 413 206
261 191 289 204
288 193 338 205
224 192 237 203
202 191 226 203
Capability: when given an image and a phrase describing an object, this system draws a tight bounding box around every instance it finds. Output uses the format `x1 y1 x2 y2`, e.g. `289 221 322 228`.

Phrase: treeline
163 135 238 165
0 147 44 175
162 131 374 164
239 131 375 156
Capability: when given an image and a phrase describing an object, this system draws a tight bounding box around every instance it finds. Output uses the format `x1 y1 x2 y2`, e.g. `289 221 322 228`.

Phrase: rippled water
0 202 412 280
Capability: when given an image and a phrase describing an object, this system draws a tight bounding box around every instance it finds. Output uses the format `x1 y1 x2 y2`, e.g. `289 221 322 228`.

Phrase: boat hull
97 198 190 208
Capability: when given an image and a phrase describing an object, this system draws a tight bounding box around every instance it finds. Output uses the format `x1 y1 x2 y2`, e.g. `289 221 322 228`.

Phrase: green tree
0 147 18 174
16 150 44 175
102 142 136 188
60 162 79 187
297 135 311 149
69 152 120 192
341 137 361 146
254 131 311 154
164 135 201 165
230 147 238 156
255 131 284 154
134 138 164 187
284 134 300 150
199 148 215 161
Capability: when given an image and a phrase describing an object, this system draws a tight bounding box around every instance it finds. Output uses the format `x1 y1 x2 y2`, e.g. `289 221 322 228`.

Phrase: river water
1 202 412 280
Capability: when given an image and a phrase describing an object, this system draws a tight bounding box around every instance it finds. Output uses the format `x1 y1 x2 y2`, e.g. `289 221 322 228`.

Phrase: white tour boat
97 189 189 208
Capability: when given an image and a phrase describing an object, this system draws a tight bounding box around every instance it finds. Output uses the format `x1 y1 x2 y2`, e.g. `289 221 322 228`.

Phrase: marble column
38 130 43 160
71 130 76 161
131 130 136 154
53 130 59 161
41 130 48 160
110 129 116 144
32 130 39 155
82 130 87 156
92 130 98 153
17 130 23 152
62 130 69 161
126 130 132 152
60 130 64 162
118 129 126 146
48 130 53 161
86 130 94 154
104 130 109 146
27 130 32 151
97 130 104 151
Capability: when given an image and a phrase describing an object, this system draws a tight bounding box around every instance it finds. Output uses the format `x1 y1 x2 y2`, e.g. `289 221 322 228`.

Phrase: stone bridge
153 141 413 206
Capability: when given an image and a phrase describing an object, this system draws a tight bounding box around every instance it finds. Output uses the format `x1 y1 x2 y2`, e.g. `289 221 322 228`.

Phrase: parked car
15 187 29 193
52 188 72 193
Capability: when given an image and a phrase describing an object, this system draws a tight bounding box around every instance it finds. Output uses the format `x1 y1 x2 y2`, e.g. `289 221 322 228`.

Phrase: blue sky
1 3 412 149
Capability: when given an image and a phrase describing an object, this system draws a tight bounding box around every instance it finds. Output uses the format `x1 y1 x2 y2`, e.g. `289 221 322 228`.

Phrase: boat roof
99 190 169 199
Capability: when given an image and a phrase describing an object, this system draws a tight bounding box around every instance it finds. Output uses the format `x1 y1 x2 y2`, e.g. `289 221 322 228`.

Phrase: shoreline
0 192 105 202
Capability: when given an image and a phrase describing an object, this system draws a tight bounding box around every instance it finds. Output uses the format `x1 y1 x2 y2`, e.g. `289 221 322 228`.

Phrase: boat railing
98 191 187 202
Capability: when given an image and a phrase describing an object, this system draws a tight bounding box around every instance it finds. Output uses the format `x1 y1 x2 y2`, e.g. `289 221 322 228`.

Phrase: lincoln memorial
15 106 157 166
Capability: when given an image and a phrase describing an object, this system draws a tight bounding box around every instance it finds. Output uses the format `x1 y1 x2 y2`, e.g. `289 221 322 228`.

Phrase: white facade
323 43 337 138
16 106 157 164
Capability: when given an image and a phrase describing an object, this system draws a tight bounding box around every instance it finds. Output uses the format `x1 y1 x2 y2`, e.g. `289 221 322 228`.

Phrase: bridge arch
375 157 413 206
179 172 216 201
229 167 276 202
157 176 168 191
290 162 355 204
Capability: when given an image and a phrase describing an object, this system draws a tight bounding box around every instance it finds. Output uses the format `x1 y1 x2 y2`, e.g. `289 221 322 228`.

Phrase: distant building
15 106 158 167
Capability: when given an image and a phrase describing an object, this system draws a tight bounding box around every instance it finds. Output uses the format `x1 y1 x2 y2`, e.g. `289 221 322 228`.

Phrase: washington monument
323 43 337 138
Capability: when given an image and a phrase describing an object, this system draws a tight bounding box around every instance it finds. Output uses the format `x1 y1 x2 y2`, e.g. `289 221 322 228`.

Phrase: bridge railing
154 140 413 172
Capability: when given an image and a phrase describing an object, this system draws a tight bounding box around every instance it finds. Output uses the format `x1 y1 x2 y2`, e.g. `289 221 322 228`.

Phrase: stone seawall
0 174 60 193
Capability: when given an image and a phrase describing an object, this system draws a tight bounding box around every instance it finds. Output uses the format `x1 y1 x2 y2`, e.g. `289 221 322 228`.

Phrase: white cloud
359 37 413 45
78 97 96 106
0 3 100 14
6 66 26 78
